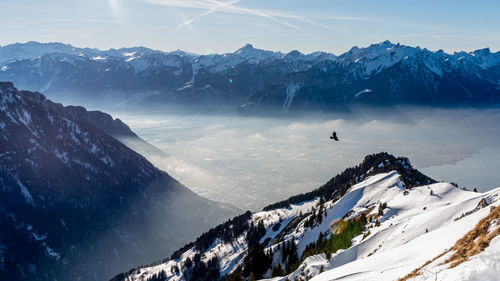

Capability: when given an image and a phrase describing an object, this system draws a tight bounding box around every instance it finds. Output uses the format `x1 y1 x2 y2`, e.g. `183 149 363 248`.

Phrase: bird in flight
330 131 339 141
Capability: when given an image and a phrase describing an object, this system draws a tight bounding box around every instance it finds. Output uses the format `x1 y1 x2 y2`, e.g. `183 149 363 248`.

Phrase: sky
1 0 499 55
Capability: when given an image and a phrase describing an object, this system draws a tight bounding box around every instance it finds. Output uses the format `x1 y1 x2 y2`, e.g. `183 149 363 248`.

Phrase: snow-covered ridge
4 40 497 78
1 41 499 110
118 164 500 281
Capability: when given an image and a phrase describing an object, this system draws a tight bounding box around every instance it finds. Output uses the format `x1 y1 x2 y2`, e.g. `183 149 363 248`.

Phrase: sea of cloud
111 106 500 210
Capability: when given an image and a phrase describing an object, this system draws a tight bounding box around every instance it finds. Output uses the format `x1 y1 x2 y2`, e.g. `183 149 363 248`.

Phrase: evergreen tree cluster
145 270 167 281
263 153 435 211
271 263 285 277
378 202 387 216
187 254 220 281
224 239 299 280
222 269 244 281
170 264 180 275
242 243 272 279
304 200 327 229
247 221 267 248
171 211 252 260
220 220 270 281
281 240 299 274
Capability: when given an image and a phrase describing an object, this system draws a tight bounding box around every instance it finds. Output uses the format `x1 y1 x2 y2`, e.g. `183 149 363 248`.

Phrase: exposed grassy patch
442 205 500 268
302 217 365 261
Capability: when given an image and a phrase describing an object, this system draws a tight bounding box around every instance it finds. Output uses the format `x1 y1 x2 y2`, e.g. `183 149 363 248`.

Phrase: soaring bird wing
332 132 339 141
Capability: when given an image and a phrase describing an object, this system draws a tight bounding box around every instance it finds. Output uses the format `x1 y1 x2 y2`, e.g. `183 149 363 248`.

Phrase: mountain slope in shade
2 41 500 112
115 153 500 281
0 82 237 281
20 88 165 157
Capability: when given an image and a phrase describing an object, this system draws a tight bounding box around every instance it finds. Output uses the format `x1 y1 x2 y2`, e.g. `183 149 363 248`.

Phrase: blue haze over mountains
1 40 499 113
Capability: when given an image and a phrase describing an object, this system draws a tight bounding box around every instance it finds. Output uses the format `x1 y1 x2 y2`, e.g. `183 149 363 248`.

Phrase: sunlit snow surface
111 107 500 210
124 171 500 281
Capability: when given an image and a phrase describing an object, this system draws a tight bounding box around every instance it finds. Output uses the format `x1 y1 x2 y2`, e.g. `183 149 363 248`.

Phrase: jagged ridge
263 152 435 211
1 41 500 111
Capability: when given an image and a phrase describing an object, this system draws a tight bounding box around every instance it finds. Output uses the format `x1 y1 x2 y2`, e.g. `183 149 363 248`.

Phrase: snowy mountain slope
336 41 421 79
0 82 237 281
268 177 499 281
3 41 499 111
113 152 500 281
300 179 499 281
112 152 500 281
399 201 500 281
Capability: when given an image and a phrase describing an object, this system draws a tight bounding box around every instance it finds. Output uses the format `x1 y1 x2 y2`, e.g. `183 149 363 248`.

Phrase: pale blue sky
1 0 499 54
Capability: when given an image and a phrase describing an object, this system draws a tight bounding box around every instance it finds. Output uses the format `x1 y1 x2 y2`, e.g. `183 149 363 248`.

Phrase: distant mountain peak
382 39 393 45
473 47 492 56
235 43 257 54
282 50 305 61
240 43 254 49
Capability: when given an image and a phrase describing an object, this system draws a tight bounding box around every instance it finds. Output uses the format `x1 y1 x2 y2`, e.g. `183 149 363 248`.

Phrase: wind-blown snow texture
117 153 500 281
1 41 500 111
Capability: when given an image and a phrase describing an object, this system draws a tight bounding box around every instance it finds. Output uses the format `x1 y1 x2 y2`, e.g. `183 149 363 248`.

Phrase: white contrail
144 0 314 31
176 0 239 29
177 7 217 29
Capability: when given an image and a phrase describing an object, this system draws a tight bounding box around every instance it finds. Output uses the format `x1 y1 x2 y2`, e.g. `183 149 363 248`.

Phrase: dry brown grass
442 204 500 268
399 267 422 281
399 204 500 280
365 206 378 222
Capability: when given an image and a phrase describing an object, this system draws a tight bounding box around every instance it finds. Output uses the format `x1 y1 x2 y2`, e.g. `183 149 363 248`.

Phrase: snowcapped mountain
191 44 276 82
1 41 499 112
336 41 421 79
113 152 500 281
0 41 100 64
0 82 237 281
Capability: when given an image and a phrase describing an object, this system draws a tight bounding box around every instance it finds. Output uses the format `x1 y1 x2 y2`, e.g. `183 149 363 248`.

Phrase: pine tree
271 263 285 277
318 196 325 207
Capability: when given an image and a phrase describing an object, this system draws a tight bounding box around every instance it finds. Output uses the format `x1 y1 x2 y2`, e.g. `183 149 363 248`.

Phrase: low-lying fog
109 107 500 211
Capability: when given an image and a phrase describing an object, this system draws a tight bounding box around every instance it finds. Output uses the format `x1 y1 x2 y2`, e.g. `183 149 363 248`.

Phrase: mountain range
114 152 500 281
0 82 237 281
1 41 499 113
